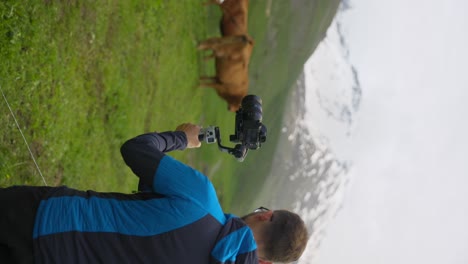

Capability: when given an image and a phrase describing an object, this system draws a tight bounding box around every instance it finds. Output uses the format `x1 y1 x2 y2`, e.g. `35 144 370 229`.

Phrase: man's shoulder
223 214 247 228
211 214 258 263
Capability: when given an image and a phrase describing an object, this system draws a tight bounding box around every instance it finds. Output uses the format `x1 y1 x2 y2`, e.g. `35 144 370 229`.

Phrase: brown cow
197 34 254 61
200 0 252 112
199 57 249 112
204 0 249 36
199 34 254 111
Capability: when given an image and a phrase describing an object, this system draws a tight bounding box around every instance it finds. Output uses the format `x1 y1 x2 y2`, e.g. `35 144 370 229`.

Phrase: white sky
313 0 468 264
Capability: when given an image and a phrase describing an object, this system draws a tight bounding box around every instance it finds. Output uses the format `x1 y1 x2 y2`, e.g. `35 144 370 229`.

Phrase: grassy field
1 0 340 212
0 0 235 198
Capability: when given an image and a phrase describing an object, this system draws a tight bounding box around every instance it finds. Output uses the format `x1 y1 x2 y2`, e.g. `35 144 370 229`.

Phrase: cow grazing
200 0 252 112
198 34 254 112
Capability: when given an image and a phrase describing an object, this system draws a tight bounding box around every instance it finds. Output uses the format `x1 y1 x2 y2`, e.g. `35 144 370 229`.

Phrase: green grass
2 1 212 185
1 0 340 212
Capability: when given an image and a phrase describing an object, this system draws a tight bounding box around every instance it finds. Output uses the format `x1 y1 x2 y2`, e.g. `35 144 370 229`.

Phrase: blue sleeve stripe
33 196 207 239
154 156 225 224
211 226 257 262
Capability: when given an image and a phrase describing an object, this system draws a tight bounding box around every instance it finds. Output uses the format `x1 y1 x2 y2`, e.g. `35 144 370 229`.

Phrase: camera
199 95 267 162
230 94 267 150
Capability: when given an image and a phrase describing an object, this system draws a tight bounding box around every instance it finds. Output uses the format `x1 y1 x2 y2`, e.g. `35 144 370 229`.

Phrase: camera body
230 95 267 150
198 95 267 161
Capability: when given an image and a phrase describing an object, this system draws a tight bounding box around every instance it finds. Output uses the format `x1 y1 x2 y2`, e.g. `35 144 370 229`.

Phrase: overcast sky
311 0 468 263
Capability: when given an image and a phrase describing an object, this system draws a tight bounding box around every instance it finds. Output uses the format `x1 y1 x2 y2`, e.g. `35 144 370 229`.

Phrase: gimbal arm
214 127 248 162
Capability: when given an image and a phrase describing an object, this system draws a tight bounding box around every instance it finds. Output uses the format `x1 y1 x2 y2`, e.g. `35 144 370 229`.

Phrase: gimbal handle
213 127 248 162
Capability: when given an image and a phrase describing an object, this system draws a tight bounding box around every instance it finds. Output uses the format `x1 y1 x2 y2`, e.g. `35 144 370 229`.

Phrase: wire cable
0 86 48 186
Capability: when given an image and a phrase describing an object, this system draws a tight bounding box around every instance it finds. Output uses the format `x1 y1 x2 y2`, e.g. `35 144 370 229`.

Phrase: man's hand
175 123 202 148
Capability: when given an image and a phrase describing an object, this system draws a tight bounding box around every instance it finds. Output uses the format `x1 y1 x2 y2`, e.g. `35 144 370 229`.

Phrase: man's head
242 207 309 263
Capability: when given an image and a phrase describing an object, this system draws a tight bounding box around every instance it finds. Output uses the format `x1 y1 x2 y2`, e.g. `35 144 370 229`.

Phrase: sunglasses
253 206 270 213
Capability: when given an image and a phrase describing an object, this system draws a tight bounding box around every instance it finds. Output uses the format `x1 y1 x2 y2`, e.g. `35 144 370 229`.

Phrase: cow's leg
199 77 223 89
203 53 216 61
199 76 218 85
199 76 217 81
198 35 248 50
202 0 219 6
197 37 220 50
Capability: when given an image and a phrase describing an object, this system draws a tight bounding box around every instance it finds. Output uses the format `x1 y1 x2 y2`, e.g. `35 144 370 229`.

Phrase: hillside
231 0 341 212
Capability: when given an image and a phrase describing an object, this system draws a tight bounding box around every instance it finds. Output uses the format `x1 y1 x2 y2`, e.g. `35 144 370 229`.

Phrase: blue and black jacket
32 131 258 263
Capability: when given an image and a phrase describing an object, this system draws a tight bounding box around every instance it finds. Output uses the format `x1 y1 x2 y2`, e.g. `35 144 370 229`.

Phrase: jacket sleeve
120 131 187 191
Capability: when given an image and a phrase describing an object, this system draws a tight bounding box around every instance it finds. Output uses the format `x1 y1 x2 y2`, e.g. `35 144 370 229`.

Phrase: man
1 123 308 263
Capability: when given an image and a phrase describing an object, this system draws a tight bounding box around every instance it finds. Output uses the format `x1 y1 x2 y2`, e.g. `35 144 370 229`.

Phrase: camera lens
230 95 267 151
241 95 263 121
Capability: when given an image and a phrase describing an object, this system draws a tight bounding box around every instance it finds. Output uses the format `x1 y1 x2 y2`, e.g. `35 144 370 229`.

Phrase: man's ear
258 260 272 264
256 210 273 222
